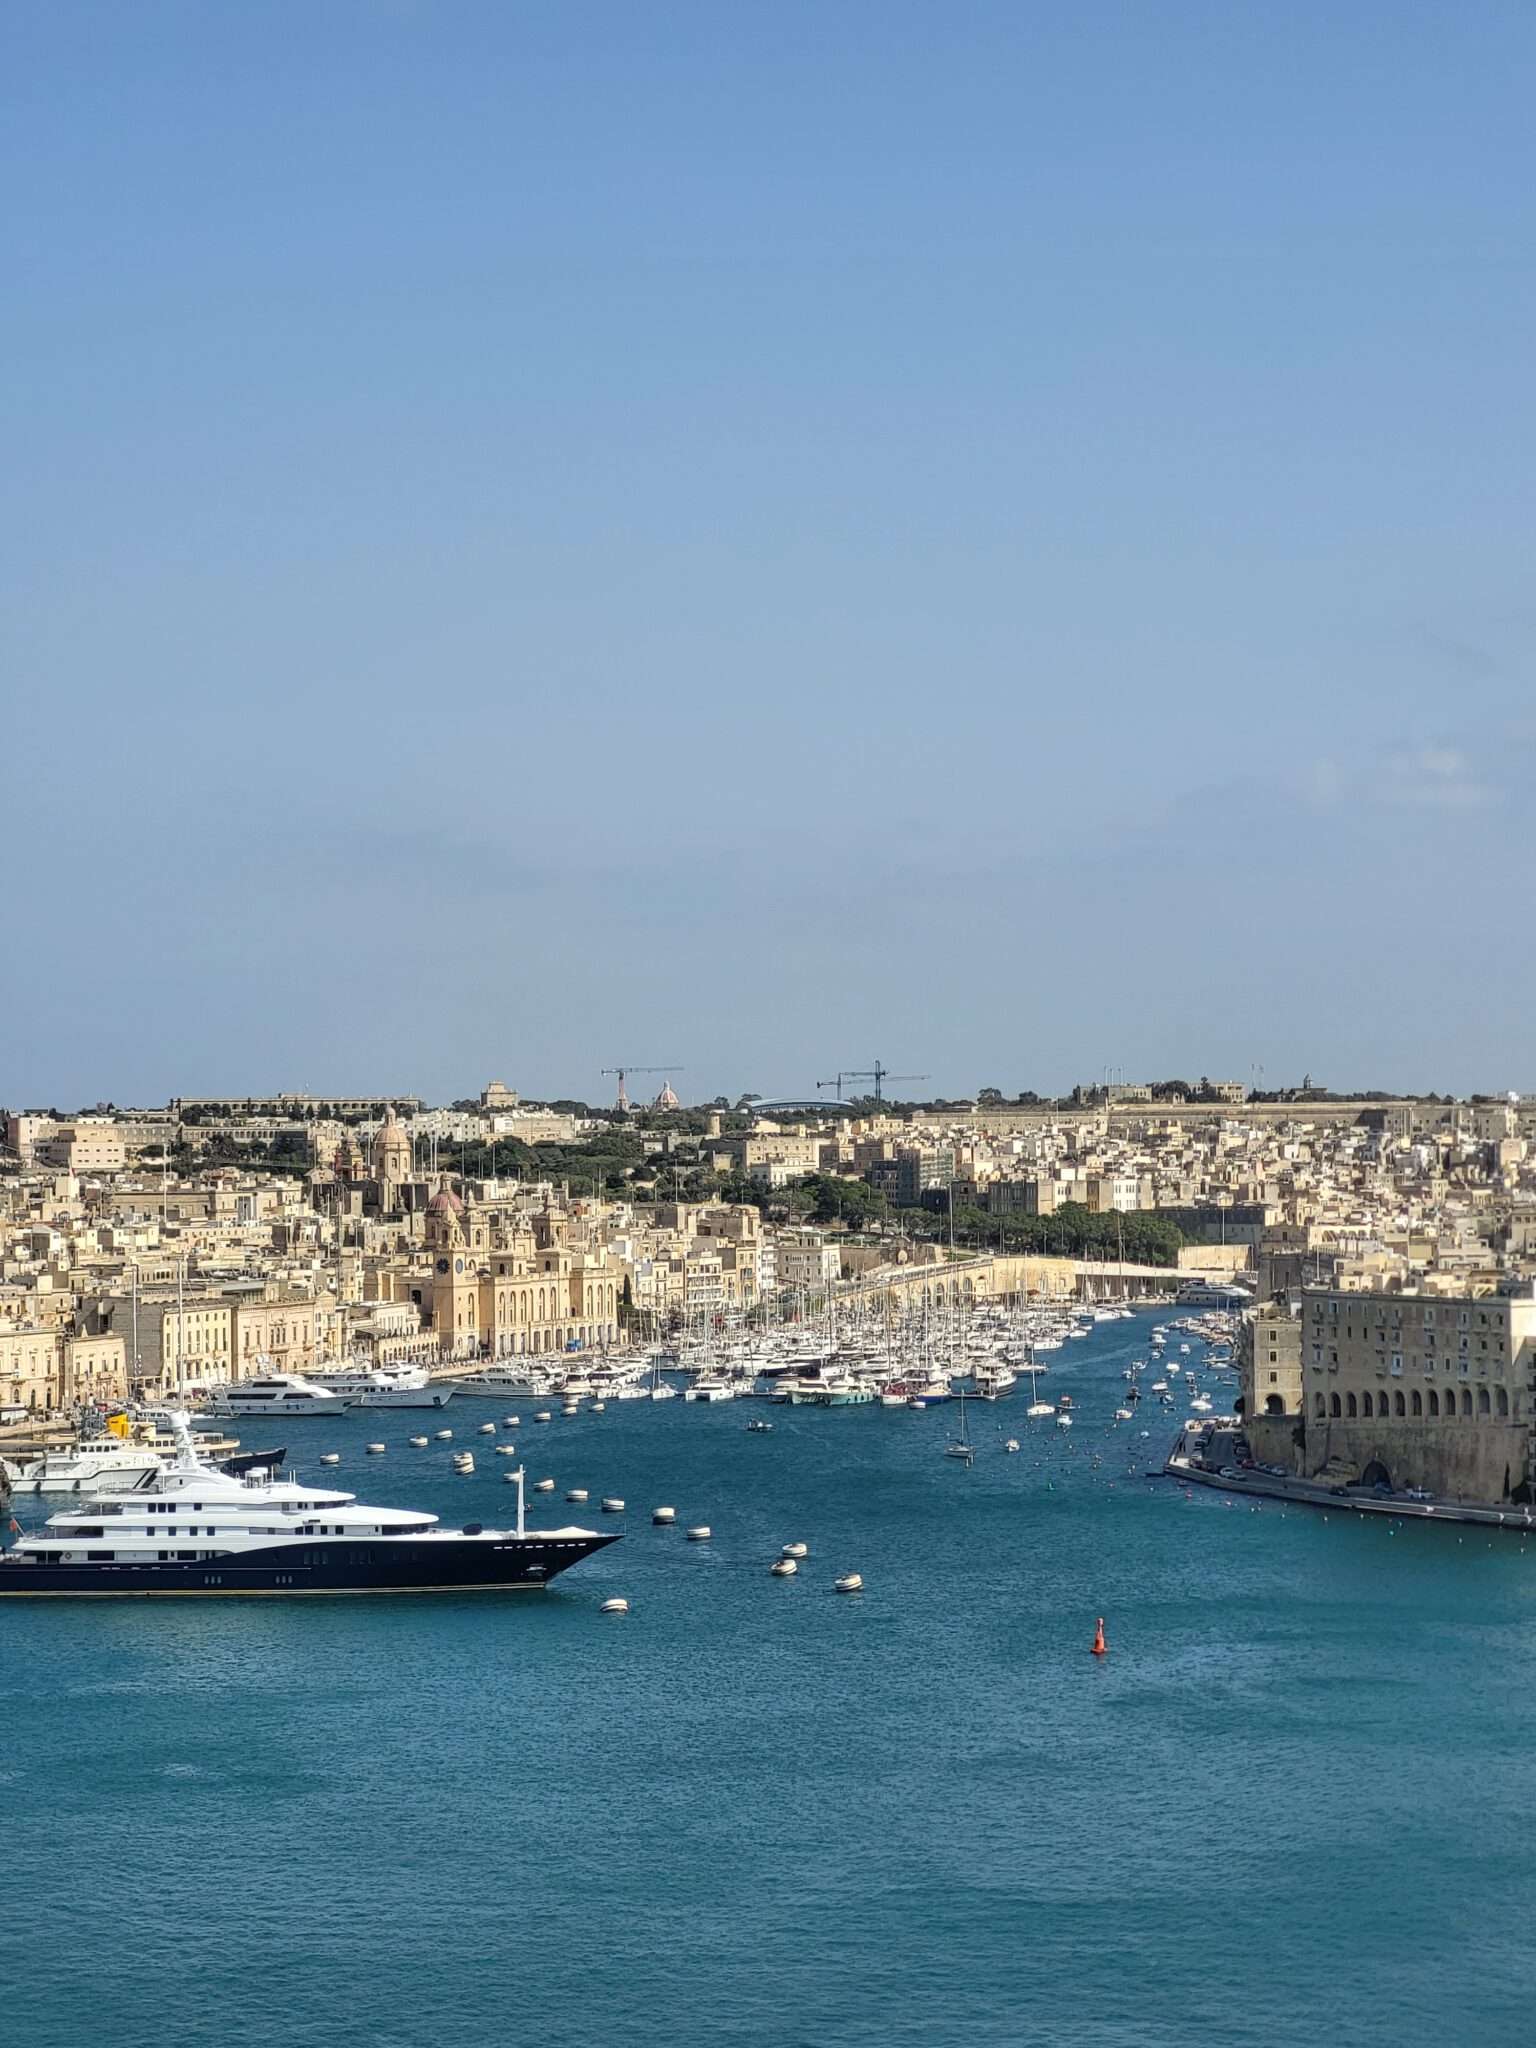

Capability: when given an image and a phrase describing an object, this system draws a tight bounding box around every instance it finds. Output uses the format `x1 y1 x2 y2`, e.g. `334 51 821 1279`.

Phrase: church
422 1177 622 1361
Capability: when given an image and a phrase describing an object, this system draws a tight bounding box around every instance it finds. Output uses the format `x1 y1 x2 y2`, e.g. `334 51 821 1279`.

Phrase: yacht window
87 1551 113 1561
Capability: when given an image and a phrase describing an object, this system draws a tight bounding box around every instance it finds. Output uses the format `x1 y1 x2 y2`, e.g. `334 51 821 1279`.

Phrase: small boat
1055 1413 1073 1428
746 1419 774 1434
1004 1438 1021 1453
944 1388 975 1463
1115 1408 1134 1421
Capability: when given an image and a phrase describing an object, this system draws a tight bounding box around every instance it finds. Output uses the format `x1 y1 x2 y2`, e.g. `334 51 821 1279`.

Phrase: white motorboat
307 1363 454 1409
197 1374 353 1419
1 1434 168 1497
437 1364 554 1399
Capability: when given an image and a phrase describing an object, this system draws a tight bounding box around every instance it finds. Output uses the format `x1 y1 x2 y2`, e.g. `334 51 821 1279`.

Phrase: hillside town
6 1079 1536 1506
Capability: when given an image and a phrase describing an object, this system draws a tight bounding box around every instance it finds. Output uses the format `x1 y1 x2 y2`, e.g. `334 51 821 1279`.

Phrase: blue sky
5 2 1534 1107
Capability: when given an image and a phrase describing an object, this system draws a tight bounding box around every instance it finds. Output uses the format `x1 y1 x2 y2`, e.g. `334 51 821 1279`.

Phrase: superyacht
304 1362 454 1410
0 1417 619 1597
197 1373 353 1419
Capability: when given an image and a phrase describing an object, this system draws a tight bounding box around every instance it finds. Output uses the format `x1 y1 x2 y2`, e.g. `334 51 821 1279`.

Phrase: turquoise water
7 1311 1536 2047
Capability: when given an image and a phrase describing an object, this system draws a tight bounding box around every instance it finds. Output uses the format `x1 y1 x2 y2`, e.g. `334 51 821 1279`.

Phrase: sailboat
1025 1360 1054 1419
943 1386 974 1464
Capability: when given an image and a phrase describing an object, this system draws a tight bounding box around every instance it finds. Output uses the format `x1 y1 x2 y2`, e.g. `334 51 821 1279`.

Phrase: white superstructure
198 1373 352 1418
306 1363 454 1409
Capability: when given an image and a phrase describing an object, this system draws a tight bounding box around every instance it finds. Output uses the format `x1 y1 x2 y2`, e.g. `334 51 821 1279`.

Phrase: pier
1165 1425 1536 1533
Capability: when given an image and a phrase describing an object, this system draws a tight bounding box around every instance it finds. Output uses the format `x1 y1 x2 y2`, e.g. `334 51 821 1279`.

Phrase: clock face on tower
436 1257 449 1275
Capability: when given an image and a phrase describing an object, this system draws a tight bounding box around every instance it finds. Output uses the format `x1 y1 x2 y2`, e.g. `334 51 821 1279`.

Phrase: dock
1164 1426 1536 1532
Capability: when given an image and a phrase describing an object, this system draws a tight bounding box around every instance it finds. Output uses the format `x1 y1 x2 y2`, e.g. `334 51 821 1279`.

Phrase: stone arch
1462 1388 1474 1417
1394 1390 1406 1417
1330 1392 1342 1418
1361 1458 1392 1490
1346 1391 1357 1418
1411 1389 1422 1416
1264 1393 1284 1416
1362 1391 1374 1418
1428 1388 1440 1417
1478 1386 1491 1415
1497 1386 1509 1417
1315 1392 1327 1418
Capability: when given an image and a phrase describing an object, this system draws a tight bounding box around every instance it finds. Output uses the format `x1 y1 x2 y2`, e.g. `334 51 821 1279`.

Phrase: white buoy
496 1444 518 1457
602 1497 625 1513
781 1541 808 1559
478 1422 496 1435
435 1429 453 1441
503 1415 520 1427
454 1458 474 1474
591 1401 607 1413
600 1597 629 1615
409 1435 429 1448
770 1557 797 1577
653 1506 676 1525
502 1470 521 1484
567 1488 589 1503
562 1403 579 1417
535 1477 555 1492
1004 1439 1020 1453
320 1453 341 1466
687 1525 711 1541
366 1442 386 1455
834 1573 863 1593
534 1411 552 1423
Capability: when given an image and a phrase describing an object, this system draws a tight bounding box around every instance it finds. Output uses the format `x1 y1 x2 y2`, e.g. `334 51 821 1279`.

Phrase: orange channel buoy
1091 1617 1107 1657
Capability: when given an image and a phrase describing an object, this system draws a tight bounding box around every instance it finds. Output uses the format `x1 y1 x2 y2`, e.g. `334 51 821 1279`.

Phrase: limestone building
1297 1286 1536 1502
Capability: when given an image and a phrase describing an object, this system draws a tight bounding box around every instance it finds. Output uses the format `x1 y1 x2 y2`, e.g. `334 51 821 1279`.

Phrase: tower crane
600 1064 684 1113
816 1062 929 1104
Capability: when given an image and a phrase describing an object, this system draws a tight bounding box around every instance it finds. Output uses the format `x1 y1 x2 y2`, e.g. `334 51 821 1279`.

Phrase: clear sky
6 2 1534 1109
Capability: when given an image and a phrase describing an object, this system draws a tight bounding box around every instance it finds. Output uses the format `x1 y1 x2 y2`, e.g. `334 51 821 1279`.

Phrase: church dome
653 1081 680 1111
426 1178 465 1216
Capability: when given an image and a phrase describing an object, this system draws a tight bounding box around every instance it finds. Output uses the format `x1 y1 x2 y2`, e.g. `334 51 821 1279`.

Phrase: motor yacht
0 1417 619 1598
1 1434 168 1497
306 1363 454 1409
436 1363 555 1399
197 1373 354 1419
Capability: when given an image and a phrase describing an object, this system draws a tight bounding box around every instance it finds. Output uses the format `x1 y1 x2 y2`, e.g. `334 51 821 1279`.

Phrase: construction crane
600 1064 684 1113
816 1062 929 1104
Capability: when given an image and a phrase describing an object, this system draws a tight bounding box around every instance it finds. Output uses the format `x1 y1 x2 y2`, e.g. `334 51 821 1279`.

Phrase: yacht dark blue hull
0 1530 619 1597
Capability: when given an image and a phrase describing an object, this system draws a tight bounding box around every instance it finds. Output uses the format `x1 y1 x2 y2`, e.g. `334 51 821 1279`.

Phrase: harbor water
7 1310 1536 2046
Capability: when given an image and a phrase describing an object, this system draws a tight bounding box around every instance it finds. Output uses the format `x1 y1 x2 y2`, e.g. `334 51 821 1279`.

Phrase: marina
6 1308 1534 2048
